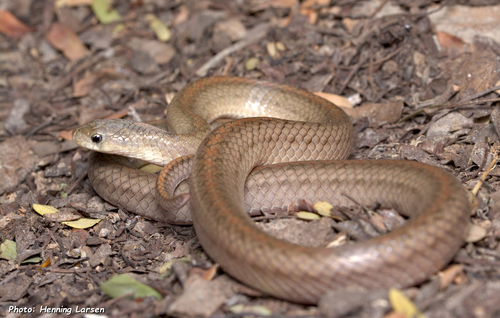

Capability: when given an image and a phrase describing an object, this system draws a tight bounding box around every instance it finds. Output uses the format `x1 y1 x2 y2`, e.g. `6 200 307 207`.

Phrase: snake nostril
91 134 103 143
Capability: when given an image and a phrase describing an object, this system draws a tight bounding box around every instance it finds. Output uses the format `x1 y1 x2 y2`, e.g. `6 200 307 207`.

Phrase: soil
1 1 500 317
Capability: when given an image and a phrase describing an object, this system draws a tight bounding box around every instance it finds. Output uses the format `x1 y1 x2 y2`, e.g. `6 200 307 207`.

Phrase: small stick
195 23 270 77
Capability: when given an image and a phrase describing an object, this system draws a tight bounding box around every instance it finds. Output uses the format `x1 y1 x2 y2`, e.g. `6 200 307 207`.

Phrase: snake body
73 77 470 304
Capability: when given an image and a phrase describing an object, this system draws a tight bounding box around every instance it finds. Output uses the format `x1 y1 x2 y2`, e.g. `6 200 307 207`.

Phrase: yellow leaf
245 57 259 71
145 14 171 42
229 304 272 316
314 201 333 217
55 0 93 8
389 288 426 318
296 211 321 220
62 218 101 229
139 164 163 174
91 0 121 24
33 204 59 215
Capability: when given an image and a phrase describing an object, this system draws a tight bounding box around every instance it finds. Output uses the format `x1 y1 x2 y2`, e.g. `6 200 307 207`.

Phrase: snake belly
73 77 471 304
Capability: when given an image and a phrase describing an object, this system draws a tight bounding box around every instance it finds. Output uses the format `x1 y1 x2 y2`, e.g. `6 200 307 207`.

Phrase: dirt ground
1 0 500 317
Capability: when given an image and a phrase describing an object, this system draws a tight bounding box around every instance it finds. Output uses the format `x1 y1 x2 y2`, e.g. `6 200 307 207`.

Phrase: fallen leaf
296 211 321 220
266 42 278 58
389 288 426 318
139 164 163 174
46 23 89 61
229 304 272 316
436 31 468 50
0 10 33 39
245 57 259 71
465 223 487 243
59 130 73 141
251 0 297 12
439 264 465 289
100 274 162 299
40 257 51 268
314 201 333 217
0 239 17 260
145 14 171 42
20 256 43 264
173 5 190 26
56 0 93 7
62 218 101 229
342 101 404 124
91 0 121 24
33 204 59 215
73 73 99 97
202 264 219 281
326 232 347 248
158 257 191 275
314 91 354 108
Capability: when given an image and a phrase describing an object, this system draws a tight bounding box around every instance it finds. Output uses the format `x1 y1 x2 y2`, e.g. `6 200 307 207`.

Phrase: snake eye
91 134 103 143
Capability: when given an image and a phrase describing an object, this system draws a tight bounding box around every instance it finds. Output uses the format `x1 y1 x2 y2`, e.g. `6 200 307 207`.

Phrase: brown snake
73 77 470 304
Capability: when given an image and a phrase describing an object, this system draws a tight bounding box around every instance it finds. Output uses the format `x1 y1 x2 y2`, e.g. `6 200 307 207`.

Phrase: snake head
72 119 132 154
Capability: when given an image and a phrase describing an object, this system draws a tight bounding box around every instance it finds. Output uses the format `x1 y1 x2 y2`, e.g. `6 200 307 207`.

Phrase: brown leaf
46 23 89 61
343 101 403 125
439 264 465 289
0 10 33 39
202 264 219 281
73 73 99 97
436 31 467 49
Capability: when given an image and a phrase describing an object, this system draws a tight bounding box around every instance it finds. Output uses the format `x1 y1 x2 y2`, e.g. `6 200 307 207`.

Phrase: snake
72 76 471 304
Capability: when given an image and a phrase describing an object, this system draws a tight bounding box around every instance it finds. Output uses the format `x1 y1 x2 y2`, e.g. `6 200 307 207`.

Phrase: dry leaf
0 10 33 39
173 5 190 26
229 304 272 316
465 223 487 243
55 0 93 7
91 0 121 24
326 232 347 248
62 218 101 229
202 264 219 281
58 130 73 141
33 204 59 215
388 288 426 318
439 264 465 289
296 211 321 220
46 23 89 61
436 31 467 50
73 73 99 97
314 92 353 108
251 0 298 12
314 201 333 217
145 14 171 42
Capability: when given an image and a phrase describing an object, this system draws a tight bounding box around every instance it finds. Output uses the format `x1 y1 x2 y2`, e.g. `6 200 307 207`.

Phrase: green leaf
20 256 43 264
145 14 171 42
0 239 17 260
100 274 161 299
91 0 121 24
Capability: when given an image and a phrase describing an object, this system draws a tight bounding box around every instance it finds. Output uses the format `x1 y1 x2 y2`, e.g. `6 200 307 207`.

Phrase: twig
472 146 499 196
196 23 270 77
